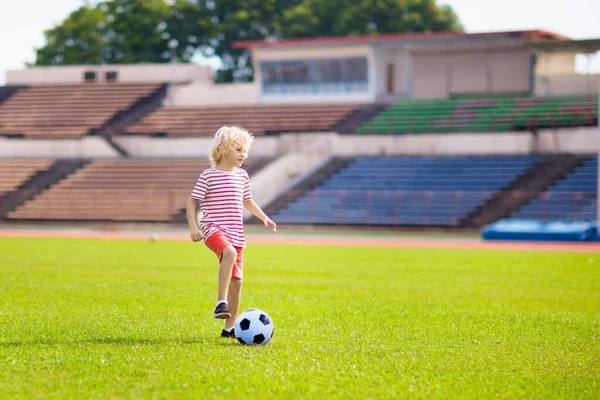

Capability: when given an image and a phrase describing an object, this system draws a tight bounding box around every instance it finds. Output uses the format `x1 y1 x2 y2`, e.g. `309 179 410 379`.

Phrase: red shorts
204 232 243 280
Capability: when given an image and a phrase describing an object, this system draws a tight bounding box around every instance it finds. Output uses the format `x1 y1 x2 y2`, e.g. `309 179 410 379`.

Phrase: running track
1 229 599 253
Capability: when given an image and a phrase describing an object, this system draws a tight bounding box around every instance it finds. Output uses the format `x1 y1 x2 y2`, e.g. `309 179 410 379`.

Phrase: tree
34 7 107 66
34 0 210 66
280 0 463 39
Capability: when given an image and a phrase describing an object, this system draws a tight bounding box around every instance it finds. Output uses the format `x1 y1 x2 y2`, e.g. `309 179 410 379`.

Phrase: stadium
1 29 599 233
1 7 599 399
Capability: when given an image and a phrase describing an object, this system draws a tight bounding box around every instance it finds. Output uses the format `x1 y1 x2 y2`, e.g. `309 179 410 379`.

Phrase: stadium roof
528 38 600 52
233 30 570 49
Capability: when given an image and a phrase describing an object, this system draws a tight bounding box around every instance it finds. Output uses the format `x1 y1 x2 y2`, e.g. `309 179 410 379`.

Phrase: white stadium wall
113 136 279 158
411 50 530 98
372 47 412 100
6 64 212 85
536 127 600 153
535 52 577 76
535 74 600 96
0 137 119 158
3 128 596 159
169 81 260 106
489 51 530 92
449 53 489 94
328 128 599 155
410 54 448 98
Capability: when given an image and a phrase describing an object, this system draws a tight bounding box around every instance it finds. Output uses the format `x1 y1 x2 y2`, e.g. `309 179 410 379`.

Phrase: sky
0 0 599 85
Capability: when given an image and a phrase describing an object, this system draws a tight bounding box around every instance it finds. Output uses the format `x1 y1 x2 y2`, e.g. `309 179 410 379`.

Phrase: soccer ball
234 309 274 346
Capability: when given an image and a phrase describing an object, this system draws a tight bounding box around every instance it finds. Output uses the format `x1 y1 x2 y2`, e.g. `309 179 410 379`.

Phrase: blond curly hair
209 126 254 167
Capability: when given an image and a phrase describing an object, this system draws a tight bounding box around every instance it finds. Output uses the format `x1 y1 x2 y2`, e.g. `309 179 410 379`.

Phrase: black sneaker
213 303 231 319
220 329 236 338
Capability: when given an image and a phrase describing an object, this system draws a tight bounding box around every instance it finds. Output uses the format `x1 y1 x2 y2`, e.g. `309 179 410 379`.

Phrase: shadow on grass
216 340 242 347
0 336 216 347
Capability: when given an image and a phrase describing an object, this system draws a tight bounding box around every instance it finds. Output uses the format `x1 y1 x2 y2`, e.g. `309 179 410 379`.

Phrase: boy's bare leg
218 246 237 302
225 278 242 329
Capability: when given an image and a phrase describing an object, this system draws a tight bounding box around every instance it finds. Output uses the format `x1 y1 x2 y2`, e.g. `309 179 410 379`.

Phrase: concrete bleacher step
0 159 90 218
0 84 162 139
95 83 168 157
459 154 593 228
512 157 597 221
333 103 389 134
0 86 26 104
8 159 212 222
126 104 359 136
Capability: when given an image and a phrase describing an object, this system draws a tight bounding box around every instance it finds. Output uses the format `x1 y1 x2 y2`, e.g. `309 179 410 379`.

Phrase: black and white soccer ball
234 309 274 346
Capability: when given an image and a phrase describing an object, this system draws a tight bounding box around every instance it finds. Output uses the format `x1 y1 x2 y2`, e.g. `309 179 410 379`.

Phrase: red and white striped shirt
190 167 252 248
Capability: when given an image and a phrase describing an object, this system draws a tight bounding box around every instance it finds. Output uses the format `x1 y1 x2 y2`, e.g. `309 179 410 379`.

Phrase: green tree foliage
34 6 107 65
280 0 463 38
34 0 210 66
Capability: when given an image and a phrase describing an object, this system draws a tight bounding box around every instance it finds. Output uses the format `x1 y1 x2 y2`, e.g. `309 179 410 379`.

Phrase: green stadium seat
356 95 598 135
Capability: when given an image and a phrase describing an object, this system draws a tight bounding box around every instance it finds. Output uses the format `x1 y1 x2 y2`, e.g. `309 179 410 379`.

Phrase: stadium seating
0 159 54 196
356 95 598 135
7 159 208 221
125 104 359 136
513 157 597 221
0 83 161 138
7 158 268 222
0 86 23 104
274 155 541 226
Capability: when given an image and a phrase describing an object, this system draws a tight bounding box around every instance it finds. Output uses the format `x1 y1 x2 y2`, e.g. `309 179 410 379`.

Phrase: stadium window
328 60 344 83
312 59 343 83
311 60 325 84
346 58 368 82
105 71 118 82
260 62 277 84
260 57 368 94
83 71 97 82
280 61 310 84
260 62 279 92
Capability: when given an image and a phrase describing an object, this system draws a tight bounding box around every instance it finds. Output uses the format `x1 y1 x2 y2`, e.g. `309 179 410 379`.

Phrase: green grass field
0 237 598 399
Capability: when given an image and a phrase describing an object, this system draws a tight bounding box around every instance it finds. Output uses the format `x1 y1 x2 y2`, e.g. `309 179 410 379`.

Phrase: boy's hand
264 218 277 234
190 228 204 242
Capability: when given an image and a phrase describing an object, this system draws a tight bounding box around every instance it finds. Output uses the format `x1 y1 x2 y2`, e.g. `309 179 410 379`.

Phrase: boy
185 126 276 339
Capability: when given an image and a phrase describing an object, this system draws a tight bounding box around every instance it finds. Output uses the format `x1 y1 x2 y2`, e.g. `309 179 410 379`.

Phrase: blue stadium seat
274 155 541 226
513 157 597 221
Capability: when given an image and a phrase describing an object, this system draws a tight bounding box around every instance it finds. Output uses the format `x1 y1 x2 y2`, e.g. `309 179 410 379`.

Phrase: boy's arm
244 199 276 233
186 197 204 241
